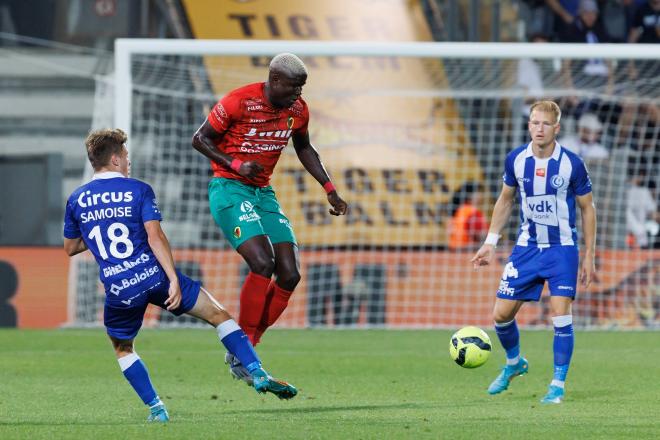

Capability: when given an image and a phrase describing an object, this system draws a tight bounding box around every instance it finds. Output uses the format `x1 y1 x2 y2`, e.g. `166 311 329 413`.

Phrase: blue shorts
104 270 201 340
496 245 578 301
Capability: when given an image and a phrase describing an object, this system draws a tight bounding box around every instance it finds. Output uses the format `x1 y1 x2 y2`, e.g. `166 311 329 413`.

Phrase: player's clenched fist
327 191 348 216
237 161 264 180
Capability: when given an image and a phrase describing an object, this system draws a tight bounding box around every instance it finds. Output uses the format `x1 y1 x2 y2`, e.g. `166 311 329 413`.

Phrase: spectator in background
448 182 488 250
624 0 660 131
558 0 614 105
628 0 660 45
626 171 659 249
546 0 580 29
559 113 609 159
522 1 557 37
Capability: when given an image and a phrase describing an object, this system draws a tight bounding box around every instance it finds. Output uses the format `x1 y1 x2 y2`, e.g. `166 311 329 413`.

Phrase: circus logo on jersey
233 226 241 239
550 175 565 189
240 201 254 213
287 117 294 129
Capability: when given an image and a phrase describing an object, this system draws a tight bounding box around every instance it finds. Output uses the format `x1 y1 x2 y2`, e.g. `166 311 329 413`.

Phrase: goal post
113 40 658 146
69 39 659 330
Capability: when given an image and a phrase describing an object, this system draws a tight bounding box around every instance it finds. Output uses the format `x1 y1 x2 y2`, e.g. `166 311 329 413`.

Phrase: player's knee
111 338 134 357
492 309 514 324
277 269 300 291
247 254 275 276
210 308 233 327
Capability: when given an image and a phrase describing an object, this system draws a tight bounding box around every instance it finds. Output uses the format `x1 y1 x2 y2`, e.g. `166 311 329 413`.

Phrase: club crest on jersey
287 117 294 129
536 168 546 177
233 226 241 239
550 175 565 189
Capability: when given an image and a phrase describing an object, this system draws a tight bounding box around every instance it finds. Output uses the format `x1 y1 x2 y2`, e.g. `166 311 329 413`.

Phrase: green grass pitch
1 329 658 439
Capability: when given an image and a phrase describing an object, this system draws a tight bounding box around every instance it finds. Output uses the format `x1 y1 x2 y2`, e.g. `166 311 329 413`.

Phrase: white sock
506 356 520 365
551 379 565 389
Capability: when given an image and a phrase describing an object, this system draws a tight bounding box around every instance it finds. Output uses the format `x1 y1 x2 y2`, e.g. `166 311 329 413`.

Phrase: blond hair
85 128 127 170
269 53 308 76
529 100 561 124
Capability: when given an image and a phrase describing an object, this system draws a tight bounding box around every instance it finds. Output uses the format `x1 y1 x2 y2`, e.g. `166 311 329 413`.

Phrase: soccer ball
449 326 492 368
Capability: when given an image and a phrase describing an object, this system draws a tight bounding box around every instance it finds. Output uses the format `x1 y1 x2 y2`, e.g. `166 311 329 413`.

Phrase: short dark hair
85 128 127 170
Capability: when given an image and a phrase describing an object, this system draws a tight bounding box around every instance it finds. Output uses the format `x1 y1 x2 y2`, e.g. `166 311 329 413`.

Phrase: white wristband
484 233 501 247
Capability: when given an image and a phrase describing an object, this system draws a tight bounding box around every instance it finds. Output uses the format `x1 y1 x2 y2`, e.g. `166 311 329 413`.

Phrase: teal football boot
147 402 169 423
487 357 529 394
251 368 298 400
541 385 565 404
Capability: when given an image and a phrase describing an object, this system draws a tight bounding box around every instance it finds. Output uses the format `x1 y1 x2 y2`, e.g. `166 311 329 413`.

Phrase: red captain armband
230 159 243 173
323 181 336 194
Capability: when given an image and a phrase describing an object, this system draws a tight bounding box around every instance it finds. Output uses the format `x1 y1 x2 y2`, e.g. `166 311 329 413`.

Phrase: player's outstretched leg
541 314 574 404
216 319 298 399
187 286 298 399
488 319 528 394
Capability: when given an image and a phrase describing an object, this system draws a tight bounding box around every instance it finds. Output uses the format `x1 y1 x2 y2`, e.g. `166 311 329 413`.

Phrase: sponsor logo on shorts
240 201 254 213
498 280 515 296
557 285 574 291
498 262 518 296
502 262 519 280
279 218 292 229
238 211 260 222
233 226 241 239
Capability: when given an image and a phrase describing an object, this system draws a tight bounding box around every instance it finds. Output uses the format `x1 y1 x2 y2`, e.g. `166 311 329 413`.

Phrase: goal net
69 40 659 330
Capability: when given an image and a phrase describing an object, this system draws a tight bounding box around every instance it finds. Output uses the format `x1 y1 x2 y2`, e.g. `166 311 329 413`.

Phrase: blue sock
552 315 574 386
217 319 262 373
118 353 158 405
494 319 520 364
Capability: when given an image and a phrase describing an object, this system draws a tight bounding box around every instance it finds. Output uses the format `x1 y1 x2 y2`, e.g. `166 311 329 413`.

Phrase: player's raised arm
292 131 347 216
144 220 181 310
577 192 597 287
470 183 516 268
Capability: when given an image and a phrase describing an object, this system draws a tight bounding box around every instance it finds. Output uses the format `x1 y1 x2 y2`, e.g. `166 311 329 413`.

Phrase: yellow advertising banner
182 0 485 246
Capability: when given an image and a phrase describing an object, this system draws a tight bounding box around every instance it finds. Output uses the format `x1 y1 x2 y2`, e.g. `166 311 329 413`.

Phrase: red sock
238 272 271 344
253 281 276 346
266 283 293 326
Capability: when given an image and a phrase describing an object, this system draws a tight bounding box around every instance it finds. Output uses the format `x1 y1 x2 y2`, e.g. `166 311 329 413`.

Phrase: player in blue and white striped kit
471 101 597 404
63 129 297 422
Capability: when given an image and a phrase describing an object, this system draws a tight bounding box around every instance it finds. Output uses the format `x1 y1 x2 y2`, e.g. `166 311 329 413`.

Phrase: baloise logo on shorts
239 200 260 223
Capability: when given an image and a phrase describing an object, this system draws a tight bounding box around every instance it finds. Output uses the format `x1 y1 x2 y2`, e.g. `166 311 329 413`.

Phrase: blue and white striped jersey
503 142 592 247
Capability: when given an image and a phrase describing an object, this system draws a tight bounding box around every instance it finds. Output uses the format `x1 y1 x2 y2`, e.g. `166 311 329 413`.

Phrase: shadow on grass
220 401 449 416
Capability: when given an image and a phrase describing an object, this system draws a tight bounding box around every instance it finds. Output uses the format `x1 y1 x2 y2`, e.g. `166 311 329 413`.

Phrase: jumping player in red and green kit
193 53 348 383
